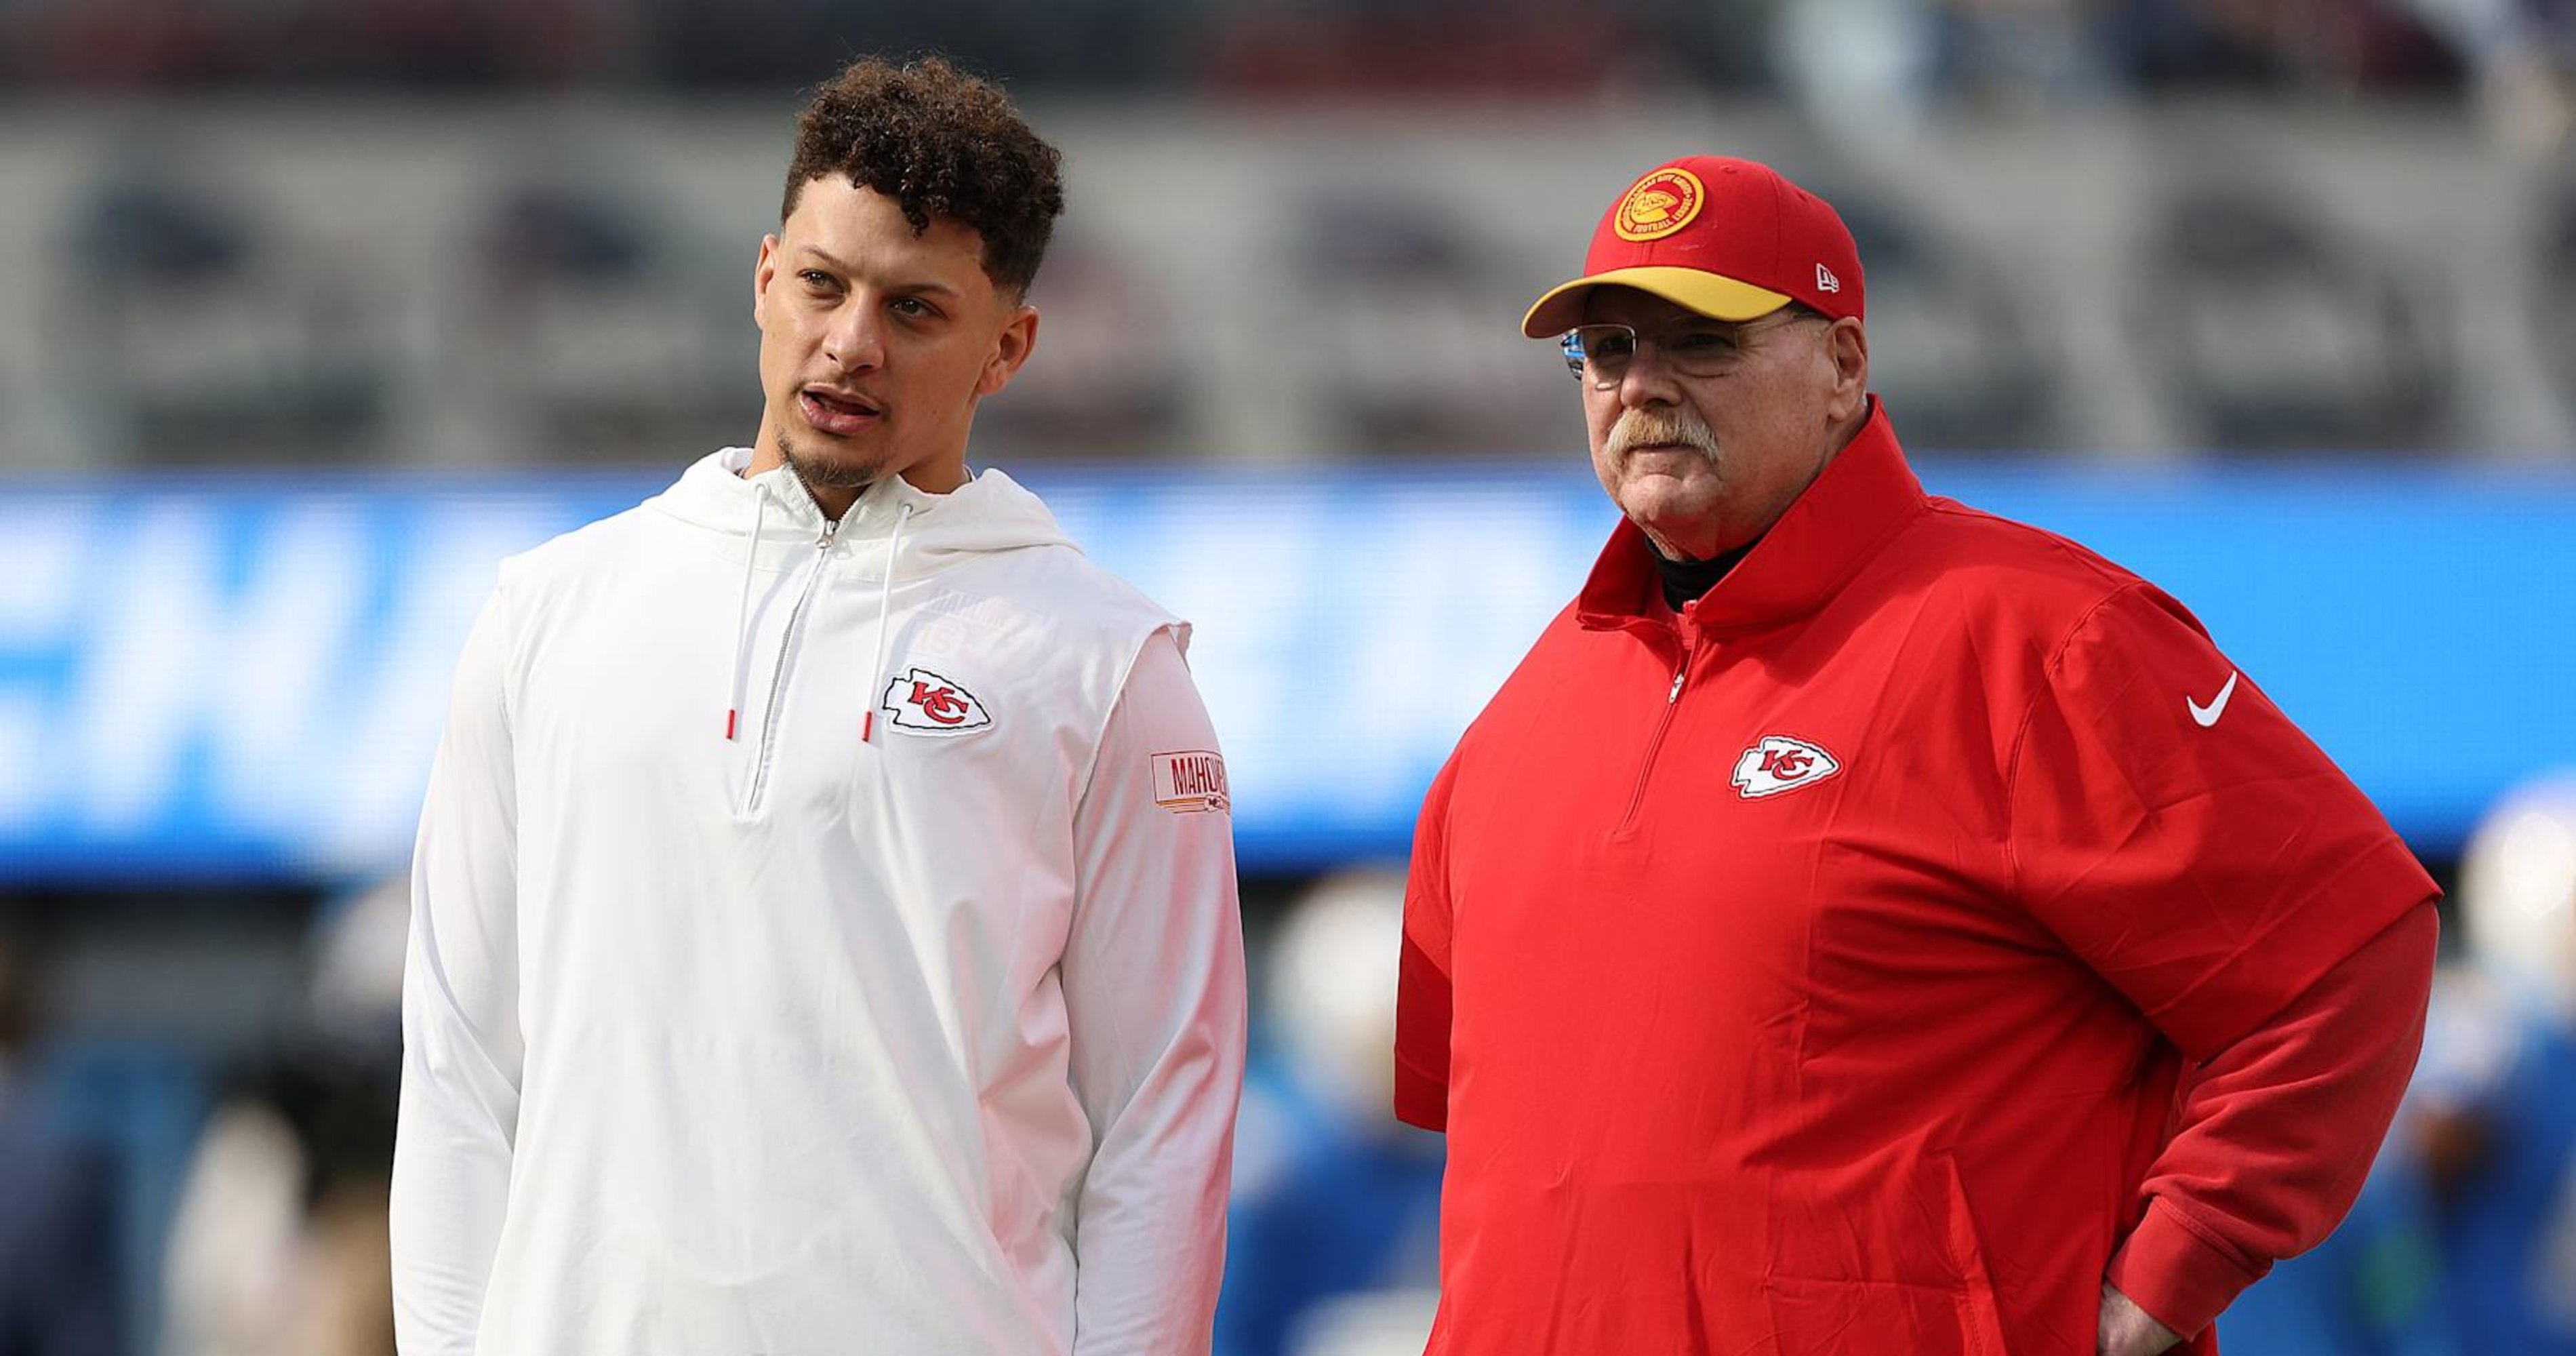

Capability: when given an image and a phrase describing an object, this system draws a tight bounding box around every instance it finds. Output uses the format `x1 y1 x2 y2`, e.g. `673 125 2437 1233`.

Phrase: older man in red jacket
1393 155 2439 1356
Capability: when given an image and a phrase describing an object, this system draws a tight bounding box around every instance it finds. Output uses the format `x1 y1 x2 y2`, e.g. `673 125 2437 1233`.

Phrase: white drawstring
723 483 771 740
860 501 913 744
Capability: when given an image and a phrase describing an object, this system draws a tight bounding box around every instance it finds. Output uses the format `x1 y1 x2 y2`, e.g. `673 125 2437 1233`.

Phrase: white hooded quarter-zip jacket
390 449 1247 1356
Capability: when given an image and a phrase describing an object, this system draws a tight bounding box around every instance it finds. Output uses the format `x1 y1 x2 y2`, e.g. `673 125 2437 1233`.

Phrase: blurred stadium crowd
0 0 2565 100
3 1 2576 1354
2 0 2576 471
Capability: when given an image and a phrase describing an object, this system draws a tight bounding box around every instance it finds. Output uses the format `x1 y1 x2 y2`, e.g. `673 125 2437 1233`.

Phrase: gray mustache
1607 406 1718 460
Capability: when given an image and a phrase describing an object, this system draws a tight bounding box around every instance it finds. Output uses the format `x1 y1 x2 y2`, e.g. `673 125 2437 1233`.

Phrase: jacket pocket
1761 1151 2017 1356
1931 1153 2015 1356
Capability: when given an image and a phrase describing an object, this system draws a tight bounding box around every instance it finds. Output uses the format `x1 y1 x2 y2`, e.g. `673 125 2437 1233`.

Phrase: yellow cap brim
1520 266 1794 338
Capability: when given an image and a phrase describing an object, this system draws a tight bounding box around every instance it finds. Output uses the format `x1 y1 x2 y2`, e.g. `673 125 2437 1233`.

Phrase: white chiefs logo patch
879 667 992 736
1731 734 1842 799
1151 749 1230 814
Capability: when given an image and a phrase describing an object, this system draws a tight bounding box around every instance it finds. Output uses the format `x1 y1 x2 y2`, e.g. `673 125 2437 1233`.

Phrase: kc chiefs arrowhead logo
1731 734 1842 799
1614 165 1706 242
879 666 993 736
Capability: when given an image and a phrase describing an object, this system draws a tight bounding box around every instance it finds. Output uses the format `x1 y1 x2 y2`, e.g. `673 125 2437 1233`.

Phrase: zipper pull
1668 666 1686 703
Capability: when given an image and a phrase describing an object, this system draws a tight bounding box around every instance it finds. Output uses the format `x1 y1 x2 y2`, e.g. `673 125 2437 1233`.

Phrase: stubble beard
775 427 887 497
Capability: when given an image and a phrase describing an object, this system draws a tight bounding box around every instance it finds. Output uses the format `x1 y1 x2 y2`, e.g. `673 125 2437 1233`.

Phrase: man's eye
1667 330 1740 354
891 297 934 318
799 270 835 288
1587 333 1637 360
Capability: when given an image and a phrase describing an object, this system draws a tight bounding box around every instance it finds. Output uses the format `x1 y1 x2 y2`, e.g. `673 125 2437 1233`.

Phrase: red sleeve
2106 901 2438 1338
1394 751 1461 1132
2007 583 2438 1057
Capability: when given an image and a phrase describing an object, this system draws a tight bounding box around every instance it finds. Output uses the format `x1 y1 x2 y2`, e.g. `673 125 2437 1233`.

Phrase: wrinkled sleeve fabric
2106 902 2436 1338
1394 750 1462 1132
390 584 525 1356
2007 583 2436 1057
2005 583 2440 1336
1062 628 1247 1356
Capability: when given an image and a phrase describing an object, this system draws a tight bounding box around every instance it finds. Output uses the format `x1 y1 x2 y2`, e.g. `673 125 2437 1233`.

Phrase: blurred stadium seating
4 102 2576 468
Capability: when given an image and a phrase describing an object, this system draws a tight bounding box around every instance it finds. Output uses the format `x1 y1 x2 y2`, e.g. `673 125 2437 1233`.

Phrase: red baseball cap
1521 155 1865 337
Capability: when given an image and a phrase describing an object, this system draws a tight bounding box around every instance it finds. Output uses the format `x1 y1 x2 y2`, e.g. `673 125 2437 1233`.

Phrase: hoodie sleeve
1062 627 1247 1356
390 584 525 1356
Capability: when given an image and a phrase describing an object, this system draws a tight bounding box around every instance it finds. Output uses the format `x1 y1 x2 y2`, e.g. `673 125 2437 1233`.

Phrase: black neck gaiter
1650 539 1754 611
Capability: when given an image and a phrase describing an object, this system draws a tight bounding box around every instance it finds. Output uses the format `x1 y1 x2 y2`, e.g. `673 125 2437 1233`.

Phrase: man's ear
1824 319 1870 425
752 233 780 325
977 304 1040 399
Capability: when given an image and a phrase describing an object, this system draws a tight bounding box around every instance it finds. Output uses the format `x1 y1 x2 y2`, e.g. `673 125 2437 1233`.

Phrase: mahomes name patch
1151 750 1230 814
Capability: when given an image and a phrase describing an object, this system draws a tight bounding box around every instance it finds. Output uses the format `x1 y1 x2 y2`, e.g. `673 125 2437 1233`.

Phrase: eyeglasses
1558 311 1825 388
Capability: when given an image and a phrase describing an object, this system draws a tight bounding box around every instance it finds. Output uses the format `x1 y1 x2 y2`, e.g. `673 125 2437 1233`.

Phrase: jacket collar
645 447 1074 574
1575 401 1926 638
696 445 967 541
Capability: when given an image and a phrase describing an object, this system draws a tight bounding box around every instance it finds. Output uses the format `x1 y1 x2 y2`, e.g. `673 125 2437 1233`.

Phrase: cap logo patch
879 666 993 736
1151 749 1230 814
1815 263 1842 294
1731 734 1842 799
1613 167 1706 242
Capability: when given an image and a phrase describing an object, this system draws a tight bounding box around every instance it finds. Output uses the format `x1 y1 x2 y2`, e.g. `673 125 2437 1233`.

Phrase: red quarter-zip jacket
1394 405 2438 1355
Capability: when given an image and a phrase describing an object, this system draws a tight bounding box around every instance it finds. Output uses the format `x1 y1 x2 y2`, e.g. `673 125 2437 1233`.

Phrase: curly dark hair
782 56 1066 300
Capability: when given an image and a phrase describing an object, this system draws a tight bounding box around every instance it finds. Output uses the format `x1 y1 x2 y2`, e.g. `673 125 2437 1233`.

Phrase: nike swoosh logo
2188 671 2239 727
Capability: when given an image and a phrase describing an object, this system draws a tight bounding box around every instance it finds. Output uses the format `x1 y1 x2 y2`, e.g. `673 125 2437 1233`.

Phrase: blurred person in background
2108 0 2471 93
1395 155 2440 1356
0 927 121 1356
2213 1102 2459 1355
161 877 407 1356
390 55 1245 1356
2409 771 2576 1354
1219 870 1441 1356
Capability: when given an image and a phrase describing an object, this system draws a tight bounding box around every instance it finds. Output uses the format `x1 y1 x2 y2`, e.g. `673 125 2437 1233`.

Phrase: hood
653 447 1083 748
648 446 1076 575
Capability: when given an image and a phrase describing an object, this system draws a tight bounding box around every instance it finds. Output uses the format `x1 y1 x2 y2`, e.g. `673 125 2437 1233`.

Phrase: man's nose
1614 342 1684 407
822 300 886 372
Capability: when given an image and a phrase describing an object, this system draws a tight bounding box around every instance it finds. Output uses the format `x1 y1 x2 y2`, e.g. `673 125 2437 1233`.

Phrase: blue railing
1 457 2569 881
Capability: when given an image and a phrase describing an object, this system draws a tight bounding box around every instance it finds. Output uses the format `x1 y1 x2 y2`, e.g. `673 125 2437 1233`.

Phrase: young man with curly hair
390 56 1245 1356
